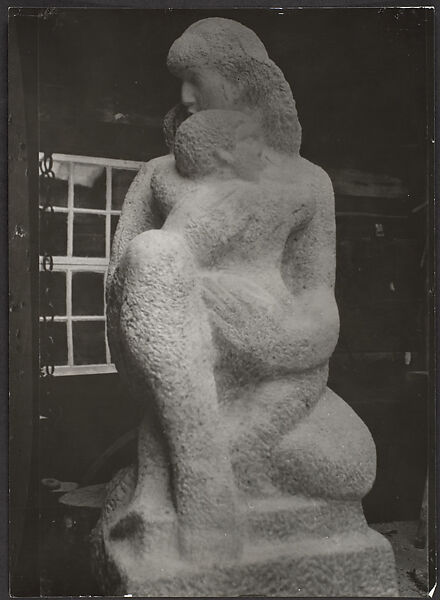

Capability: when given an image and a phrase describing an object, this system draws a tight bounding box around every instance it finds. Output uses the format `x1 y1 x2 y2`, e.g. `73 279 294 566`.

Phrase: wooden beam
9 11 40 596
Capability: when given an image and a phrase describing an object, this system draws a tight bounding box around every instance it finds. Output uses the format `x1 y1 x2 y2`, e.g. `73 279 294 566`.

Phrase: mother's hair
167 17 302 156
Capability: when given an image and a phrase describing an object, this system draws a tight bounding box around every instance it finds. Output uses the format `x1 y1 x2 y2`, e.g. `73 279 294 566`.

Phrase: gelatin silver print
8 6 435 597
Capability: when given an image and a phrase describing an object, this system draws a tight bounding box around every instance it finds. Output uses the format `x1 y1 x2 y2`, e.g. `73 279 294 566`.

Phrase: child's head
173 109 264 181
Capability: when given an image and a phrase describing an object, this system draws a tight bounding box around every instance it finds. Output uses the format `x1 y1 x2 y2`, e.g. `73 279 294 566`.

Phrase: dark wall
38 8 430 185
37 8 433 525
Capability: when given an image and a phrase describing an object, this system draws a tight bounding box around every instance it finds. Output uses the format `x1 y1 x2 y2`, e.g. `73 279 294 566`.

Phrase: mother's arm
107 155 173 288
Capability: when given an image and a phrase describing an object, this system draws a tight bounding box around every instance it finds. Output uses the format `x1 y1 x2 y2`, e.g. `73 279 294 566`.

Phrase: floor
372 521 430 597
39 485 431 598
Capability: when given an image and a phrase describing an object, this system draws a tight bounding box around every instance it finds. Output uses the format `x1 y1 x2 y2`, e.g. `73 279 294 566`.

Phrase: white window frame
39 153 145 376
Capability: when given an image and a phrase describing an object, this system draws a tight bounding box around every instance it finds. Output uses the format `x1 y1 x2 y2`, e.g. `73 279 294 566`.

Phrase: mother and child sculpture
92 17 398 596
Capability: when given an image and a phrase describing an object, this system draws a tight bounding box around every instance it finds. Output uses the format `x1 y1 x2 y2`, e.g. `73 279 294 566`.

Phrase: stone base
92 495 399 597
96 529 397 597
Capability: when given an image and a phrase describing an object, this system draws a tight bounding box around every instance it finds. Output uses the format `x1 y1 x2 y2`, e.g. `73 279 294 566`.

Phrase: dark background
10 7 434 596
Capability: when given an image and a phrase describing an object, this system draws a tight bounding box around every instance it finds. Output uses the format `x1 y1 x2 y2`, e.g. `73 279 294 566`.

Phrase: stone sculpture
93 17 398 596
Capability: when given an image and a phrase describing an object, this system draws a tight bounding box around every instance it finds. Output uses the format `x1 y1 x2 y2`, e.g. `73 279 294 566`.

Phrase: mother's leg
118 230 241 563
272 387 377 500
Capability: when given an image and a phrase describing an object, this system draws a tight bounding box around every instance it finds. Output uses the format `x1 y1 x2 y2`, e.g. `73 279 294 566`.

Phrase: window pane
39 271 66 316
112 169 137 210
72 272 104 316
39 160 69 208
73 163 106 209
73 321 106 365
110 214 119 247
39 321 68 366
73 213 105 257
39 211 68 256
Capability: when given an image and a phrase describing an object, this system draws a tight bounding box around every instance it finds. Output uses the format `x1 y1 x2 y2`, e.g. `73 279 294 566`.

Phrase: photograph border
5 2 438 598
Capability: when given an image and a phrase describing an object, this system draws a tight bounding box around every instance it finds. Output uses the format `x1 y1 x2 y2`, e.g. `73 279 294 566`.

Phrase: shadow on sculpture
92 17 398 596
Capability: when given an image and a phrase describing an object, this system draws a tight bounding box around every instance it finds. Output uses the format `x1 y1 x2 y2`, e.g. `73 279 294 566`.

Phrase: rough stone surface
93 527 397 597
94 17 398 596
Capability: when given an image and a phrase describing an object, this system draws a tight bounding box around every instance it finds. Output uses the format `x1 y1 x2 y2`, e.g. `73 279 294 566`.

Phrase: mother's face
180 68 240 115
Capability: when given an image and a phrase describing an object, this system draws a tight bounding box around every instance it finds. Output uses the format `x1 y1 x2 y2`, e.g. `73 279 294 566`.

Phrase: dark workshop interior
9 8 434 597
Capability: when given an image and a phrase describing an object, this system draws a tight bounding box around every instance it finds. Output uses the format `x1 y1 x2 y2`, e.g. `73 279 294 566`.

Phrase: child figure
150 109 340 496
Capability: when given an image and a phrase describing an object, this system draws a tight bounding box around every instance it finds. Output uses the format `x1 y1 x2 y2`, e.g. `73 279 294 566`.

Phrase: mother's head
166 18 302 156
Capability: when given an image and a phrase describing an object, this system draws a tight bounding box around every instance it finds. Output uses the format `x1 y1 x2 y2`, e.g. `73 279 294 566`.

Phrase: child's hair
173 109 261 179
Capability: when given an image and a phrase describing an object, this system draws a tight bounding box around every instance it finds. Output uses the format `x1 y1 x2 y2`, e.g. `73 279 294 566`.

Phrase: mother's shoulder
291 156 334 197
264 153 332 187
293 156 331 179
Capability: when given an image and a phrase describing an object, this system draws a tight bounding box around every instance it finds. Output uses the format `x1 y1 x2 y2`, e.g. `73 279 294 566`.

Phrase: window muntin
39 153 145 375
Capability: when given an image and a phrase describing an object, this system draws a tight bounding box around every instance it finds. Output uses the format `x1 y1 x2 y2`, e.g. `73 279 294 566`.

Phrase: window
39 153 145 375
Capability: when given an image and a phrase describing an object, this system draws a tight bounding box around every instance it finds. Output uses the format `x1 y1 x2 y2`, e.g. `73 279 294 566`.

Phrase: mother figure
103 17 376 566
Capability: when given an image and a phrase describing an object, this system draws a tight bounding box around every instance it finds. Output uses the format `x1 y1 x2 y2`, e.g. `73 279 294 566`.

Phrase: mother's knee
272 388 376 500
